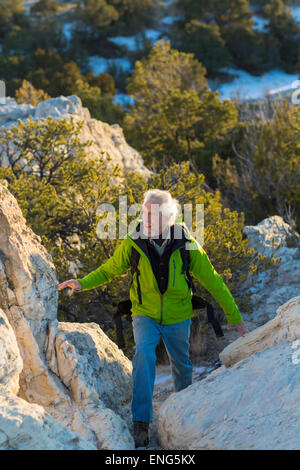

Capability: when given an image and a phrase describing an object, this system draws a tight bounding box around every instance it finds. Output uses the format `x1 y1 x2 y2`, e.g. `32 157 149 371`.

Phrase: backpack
113 246 224 348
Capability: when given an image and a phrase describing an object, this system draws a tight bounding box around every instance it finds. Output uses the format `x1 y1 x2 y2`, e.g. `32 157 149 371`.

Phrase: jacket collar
128 221 190 262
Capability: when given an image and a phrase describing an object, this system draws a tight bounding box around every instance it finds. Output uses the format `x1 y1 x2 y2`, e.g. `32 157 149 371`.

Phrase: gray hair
143 189 180 226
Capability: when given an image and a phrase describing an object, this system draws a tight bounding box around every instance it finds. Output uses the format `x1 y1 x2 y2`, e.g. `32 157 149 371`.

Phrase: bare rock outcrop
0 183 134 449
0 308 23 395
0 95 152 179
220 295 300 367
157 296 300 450
0 307 94 450
0 392 96 450
158 341 300 450
242 215 300 325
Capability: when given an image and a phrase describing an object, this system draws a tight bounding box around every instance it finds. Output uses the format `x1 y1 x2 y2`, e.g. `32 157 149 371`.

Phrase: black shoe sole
135 440 149 449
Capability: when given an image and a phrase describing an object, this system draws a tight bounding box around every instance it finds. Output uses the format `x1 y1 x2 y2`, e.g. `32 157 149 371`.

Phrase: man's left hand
227 321 249 336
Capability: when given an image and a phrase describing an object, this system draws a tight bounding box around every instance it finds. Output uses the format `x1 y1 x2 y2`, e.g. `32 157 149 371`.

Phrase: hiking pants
131 315 193 423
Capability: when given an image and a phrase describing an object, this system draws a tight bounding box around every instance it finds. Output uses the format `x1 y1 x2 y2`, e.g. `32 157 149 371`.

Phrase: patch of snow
161 16 183 25
154 371 171 385
62 23 74 41
23 0 39 8
144 29 162 42
252 14 268 32
154 364 213 386
292 6 300 22
108 35 138 51
108 29 163 51
88 56 132 75
113 93 135 107
213 68 299 101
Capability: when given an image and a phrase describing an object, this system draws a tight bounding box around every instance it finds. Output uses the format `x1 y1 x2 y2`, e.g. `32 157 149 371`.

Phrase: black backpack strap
180 246 196 293
113 299 133 350
130 246 142 304
181 247 224 338
206 302 224 338
113 302 126 349
192 294 224 338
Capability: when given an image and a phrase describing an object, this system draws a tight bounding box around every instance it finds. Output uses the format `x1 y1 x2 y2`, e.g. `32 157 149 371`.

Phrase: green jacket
76 221 243 325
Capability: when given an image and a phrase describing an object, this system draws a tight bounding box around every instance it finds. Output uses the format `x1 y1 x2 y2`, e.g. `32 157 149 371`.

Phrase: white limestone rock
242 215 300 324
56 321 133 425
0 392 96 450
219 295 300 367
0 308 22 395
158 341 300 450
0 95 151 179
0 183 135 449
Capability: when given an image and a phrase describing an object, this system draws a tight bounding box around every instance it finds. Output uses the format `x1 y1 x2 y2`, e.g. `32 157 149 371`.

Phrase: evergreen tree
0 0 25 39
171 20 232 76
123 40 238 178
213 98 300 231
264 0 300 71
15 80 50 106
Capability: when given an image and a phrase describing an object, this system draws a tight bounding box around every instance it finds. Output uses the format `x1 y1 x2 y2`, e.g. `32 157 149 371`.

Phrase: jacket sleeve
188 240 243 325
75 238 132 292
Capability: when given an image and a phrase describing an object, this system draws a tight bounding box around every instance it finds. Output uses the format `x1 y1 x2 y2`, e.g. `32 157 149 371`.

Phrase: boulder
0 308 23 395
157 294 300 449
0 183 134 449
0 95 152 179
242 215 300 325
55 321 133 427
158 341 300 450
0 392 96 450
220 295 300 367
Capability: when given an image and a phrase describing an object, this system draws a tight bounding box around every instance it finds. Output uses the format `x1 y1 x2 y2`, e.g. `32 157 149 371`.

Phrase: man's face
142 201 169 237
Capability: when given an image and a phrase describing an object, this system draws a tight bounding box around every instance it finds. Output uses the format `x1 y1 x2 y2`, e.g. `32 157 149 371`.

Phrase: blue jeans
131 315 193 423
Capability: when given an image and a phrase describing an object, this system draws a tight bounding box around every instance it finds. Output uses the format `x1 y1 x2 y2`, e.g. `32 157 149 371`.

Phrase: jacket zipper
160 293 163 325
136 268 142 304
173 259 176 287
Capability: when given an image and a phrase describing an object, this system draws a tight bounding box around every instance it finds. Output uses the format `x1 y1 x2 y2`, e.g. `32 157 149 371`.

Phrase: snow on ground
161 16 183 25
108 35 139 51
154 364 215 386
23 0 39 8
108 29 164 51
113 93 135 107
88 56 132 75
20 3 300 104
292 6 300 22
62 22 74 41
252 14 268 32
212 68 299 101
144 29 163 42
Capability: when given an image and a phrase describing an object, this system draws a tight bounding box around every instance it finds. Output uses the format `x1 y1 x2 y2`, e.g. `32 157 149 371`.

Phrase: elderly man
58 189 248 448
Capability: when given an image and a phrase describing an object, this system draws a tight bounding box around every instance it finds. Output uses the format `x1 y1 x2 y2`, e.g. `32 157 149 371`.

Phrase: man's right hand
58 279 82 293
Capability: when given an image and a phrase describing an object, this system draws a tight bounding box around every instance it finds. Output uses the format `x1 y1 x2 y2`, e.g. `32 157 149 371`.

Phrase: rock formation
242 215 300 325
220 295 300 367
0 95 152 179
157 295 300 450
0 306 94 450
0 183 134 450
1 179 299 450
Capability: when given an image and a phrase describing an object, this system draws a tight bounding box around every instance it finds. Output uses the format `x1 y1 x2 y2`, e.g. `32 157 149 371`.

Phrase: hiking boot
133 421 149 448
